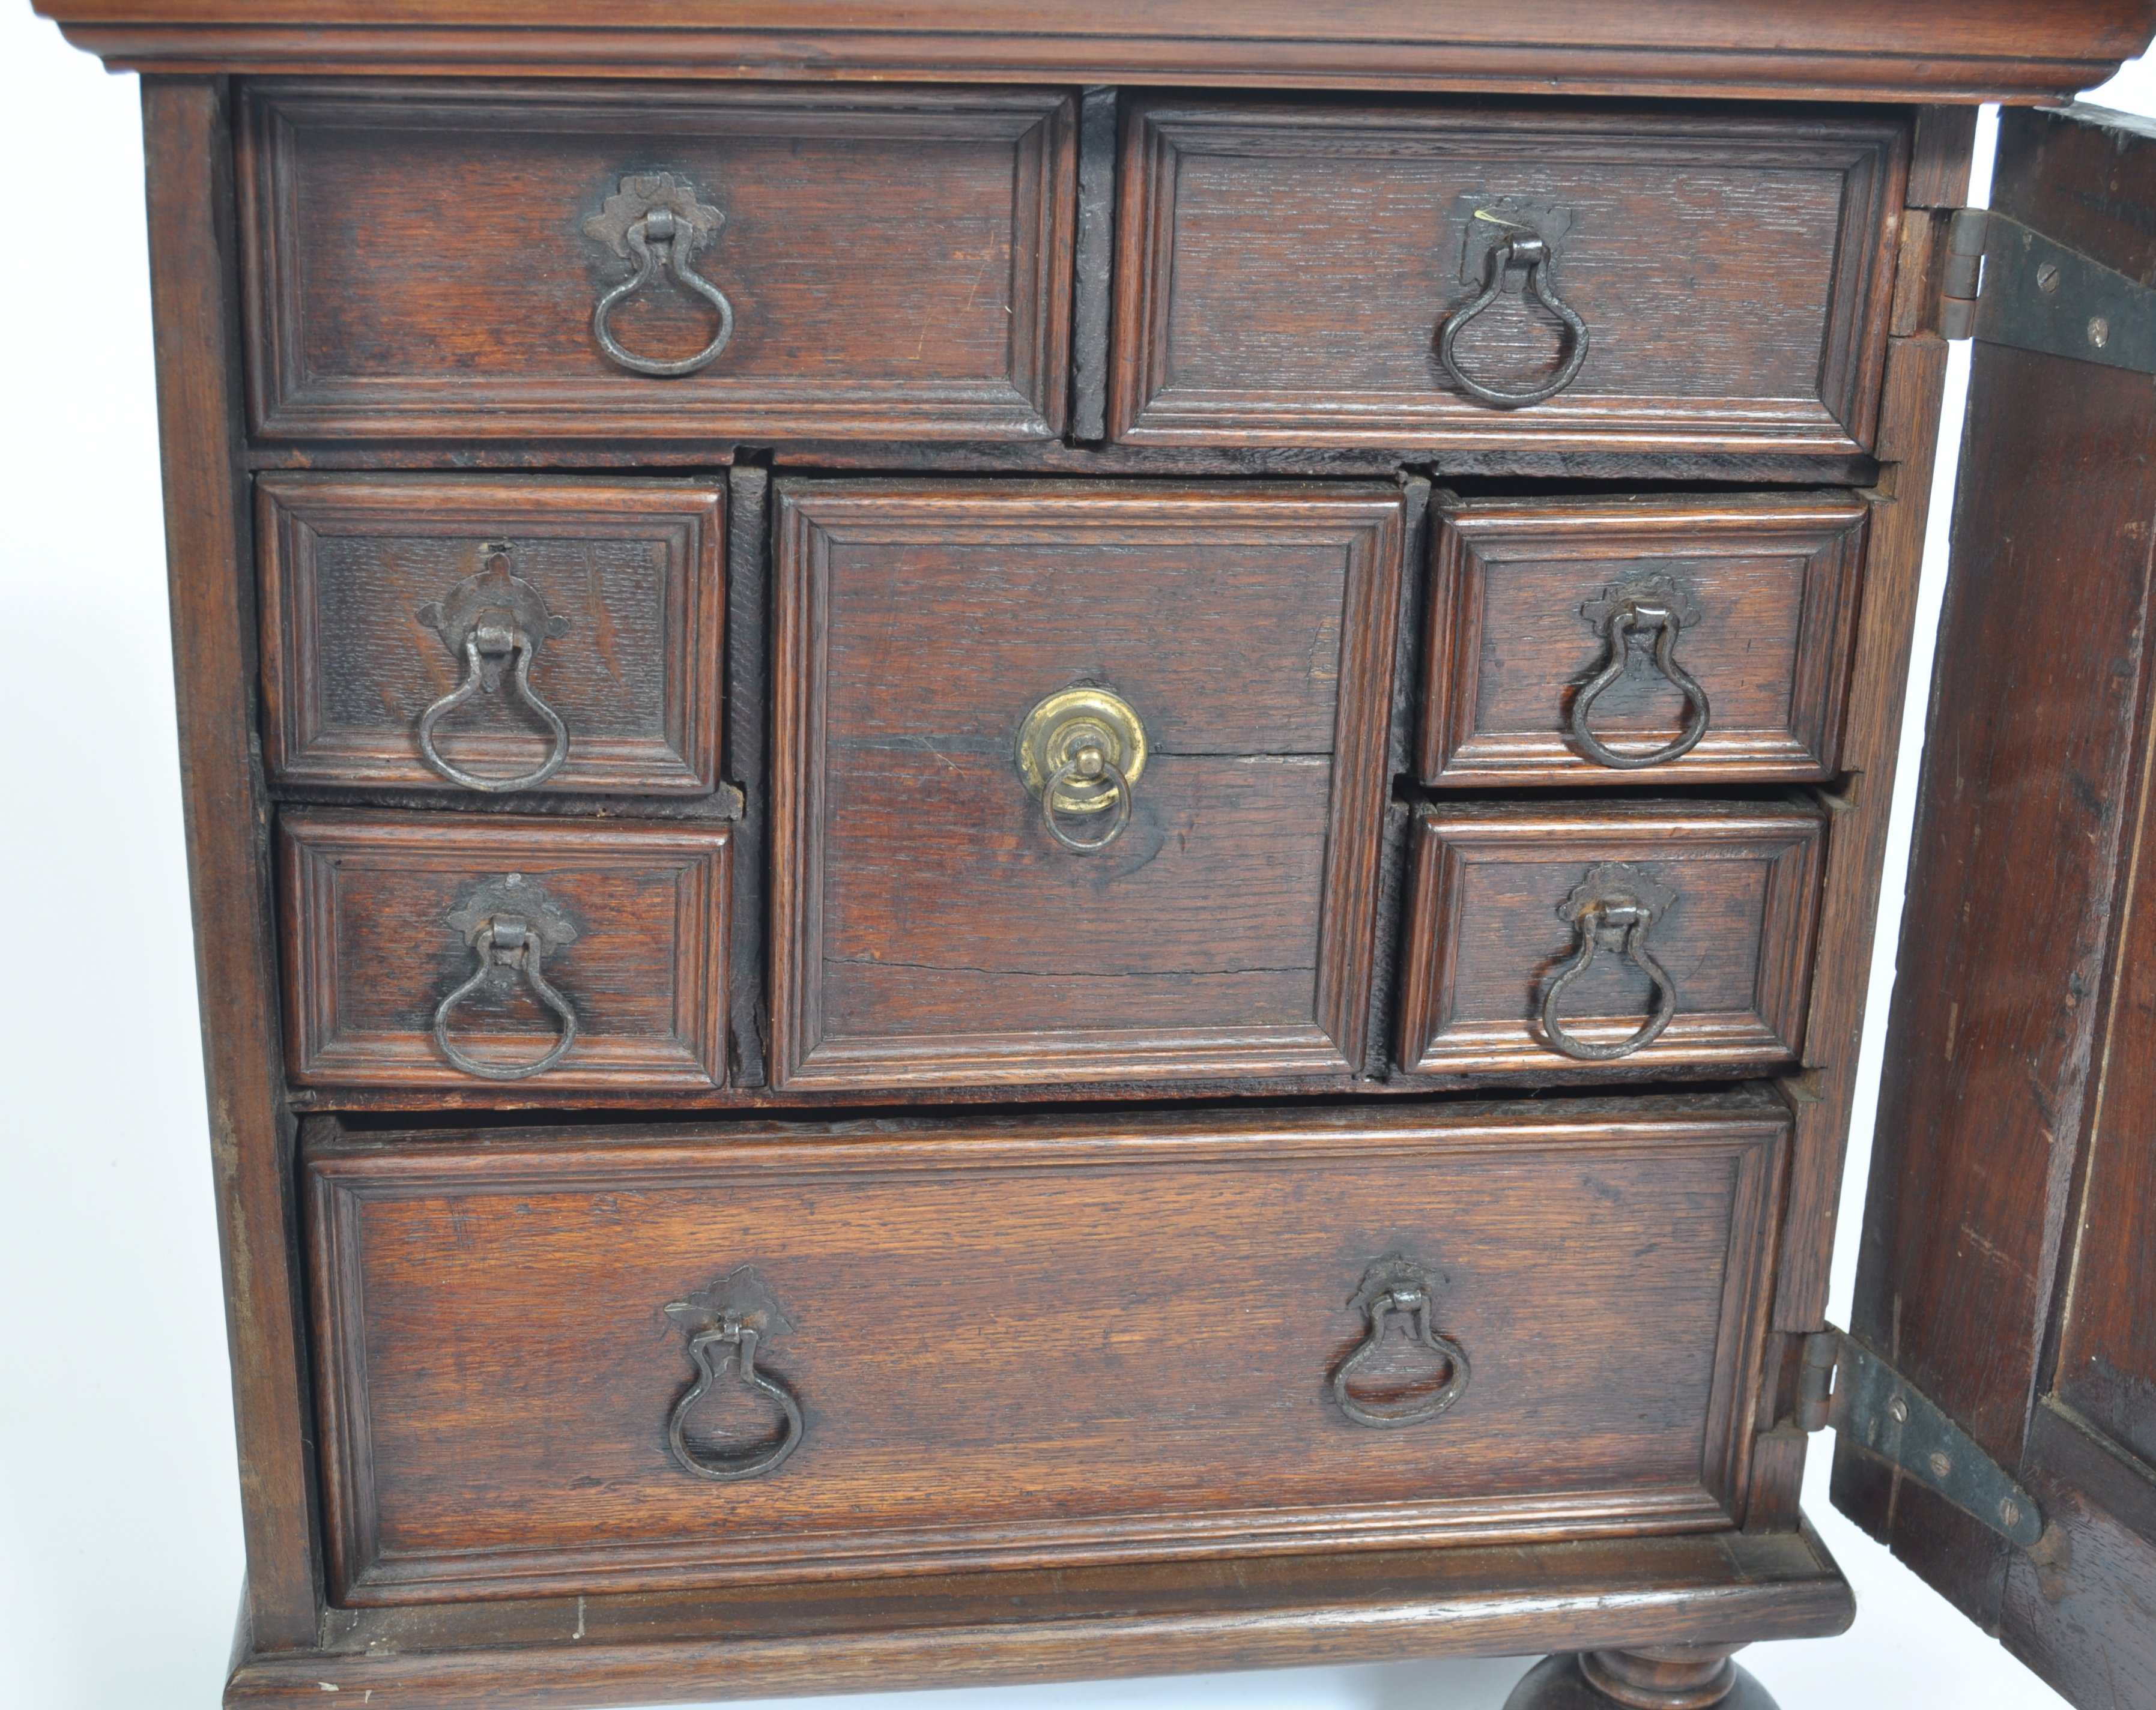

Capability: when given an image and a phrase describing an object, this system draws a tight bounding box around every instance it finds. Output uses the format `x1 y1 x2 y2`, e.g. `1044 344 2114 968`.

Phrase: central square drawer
770 481 1405 1089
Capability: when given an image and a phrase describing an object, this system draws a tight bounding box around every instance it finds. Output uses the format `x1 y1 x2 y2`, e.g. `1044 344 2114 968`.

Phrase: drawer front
1112 101 1906 452
279 811 728 1090
1423 493 1869 785
259 476 724 796
771 481 1404 1089
241 82 1075 441
307 1095 1787 1603
1397 801 1824 1076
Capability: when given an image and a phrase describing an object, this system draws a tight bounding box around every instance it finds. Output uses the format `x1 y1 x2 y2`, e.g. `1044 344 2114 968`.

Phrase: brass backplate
1015 686 1148 815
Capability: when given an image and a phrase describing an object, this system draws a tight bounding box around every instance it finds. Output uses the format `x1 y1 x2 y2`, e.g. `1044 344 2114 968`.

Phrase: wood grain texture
306 1095 1786 1603
257 474 724 795
1997 1400 2156 1708
1423 492 1869 785
1396 800 1824 1077
245 437 1883 488
141 76 321 1653
1906 106 1979 209
238 81 1076 441
1845 343 2146 1475
1069 85 1117 442
2049 202 2156 1470
279 809 729 1089
1110 100 1907 454
1837 103 2156 1682
40 1 2156 102
770 480 1404 1089
724 463 771 1087
1767 361 1957 1331
225 1524 1854 1708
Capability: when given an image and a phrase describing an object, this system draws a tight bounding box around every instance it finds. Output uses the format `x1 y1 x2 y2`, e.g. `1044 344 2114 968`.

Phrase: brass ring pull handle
1437 231 1590 409
1331 1255 1471 1428
432 874 580 1081
1570 576 1710 770
584 173 735 378
416 544 574 793
1540 863 1679 1062
1016 687 1148 856
665 1267 805 1481
1041 748 1133 852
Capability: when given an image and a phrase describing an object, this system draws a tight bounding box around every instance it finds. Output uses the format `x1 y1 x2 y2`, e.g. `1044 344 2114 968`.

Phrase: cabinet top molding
32 0 2156 101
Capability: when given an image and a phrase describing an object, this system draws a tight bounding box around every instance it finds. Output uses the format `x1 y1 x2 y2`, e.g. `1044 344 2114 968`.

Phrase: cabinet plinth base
223 1528 1850 1708
1506 1649 1778 1710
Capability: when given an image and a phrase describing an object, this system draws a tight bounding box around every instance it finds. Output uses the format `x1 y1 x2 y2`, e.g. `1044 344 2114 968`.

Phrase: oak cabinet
37 4 2156 1707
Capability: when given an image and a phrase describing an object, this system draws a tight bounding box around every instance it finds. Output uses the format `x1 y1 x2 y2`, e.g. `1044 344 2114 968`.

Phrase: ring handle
1331 1255 1471 1428
1540 862 1680 1062
416 544 574 793
1570 576 1712 770
584 174 735 379
1437 231 1590 409
432 874 581 1081
1041 749 1133 852
1016 686 1148 856
416 633 572 793
665 1267 805 1481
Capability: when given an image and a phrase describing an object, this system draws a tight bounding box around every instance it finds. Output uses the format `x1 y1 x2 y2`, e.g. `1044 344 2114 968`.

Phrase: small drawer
258 476 724 797
279 810 728 1091
771 480 1405 1090
240 82 1075 441
1396 800 1824 1077
1422 492 1869 785
306 1092 1787 1603
1112 100 1906 453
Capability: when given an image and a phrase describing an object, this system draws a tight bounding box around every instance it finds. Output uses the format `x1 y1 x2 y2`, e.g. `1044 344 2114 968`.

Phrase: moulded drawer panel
240 82 1076 441
279 809 730 1092
258 474 725 796
306 1094 1788 1603
1396 800 1825 1077
1111 100 1907 453
1422 492 1870 785
769 479 1405 1090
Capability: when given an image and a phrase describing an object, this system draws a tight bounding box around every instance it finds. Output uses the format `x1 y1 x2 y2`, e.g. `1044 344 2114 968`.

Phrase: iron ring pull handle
1331 1257 1471 1429
1437 232 1590 410
432 915 580 1081
1042 747 1133 853
432 875 582 1081
1570 595 1712 770
593 207 737 378
665 1267 805 1481
667 1323 806 1481
416 628 572 793
416 545 574 793
1540 866 1680 1062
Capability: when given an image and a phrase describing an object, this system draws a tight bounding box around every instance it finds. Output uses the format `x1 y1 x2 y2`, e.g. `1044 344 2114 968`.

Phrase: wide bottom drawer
307 1092 1788 1605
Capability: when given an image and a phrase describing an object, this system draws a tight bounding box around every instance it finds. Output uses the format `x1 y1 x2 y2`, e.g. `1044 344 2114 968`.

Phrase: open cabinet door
1841 101 2156 1705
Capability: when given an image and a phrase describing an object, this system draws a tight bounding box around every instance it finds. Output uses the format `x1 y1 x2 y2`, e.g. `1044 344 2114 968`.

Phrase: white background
2 13 2149 1706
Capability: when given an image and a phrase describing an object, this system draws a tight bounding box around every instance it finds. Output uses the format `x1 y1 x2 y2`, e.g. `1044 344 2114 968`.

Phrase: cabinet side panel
1752 131 1964 1536
1769 130 1964 1334
142 76 319 1649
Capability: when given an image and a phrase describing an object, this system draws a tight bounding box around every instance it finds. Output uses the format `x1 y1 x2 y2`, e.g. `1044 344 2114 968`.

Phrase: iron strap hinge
1940 206 2156 376
1798 1328 2044 1548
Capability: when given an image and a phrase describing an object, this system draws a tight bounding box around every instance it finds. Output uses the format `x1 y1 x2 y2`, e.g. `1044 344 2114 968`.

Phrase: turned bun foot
1503 1648 1779 1710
